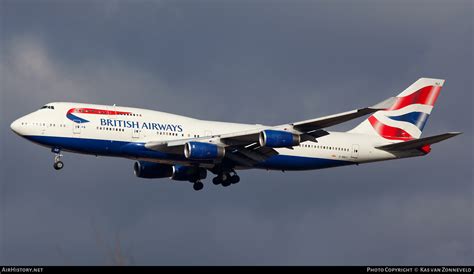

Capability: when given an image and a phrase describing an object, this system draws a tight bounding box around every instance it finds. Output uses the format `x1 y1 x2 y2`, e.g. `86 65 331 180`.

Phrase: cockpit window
40 105 55 110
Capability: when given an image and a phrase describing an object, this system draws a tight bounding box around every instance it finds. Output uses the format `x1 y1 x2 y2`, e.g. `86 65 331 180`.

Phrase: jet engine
184 141 225 160
171 165 207 182
133 161 174 179
134 161 207 182
259 130 300 148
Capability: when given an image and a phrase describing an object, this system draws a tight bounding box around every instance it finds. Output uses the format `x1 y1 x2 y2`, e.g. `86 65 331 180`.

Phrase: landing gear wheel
230 175 240 184
54 161 64 170
221 179 231 187
212 177 222 185
53 148 64 171
193 181 204 191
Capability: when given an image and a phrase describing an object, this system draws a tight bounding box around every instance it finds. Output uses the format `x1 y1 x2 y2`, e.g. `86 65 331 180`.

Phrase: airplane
10 78 460 191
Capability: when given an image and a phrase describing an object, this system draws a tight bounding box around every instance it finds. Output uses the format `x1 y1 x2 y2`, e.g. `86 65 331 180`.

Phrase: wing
220 96 396 145
144 96 395 165
225 143 279 167
289 96 396 132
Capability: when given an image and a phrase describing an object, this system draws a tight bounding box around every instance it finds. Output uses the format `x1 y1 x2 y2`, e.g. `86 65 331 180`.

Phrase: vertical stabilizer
349 78 444 140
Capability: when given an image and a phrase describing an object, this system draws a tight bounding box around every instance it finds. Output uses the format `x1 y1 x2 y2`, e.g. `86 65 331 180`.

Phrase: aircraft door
107 104 117 118
132 129 140 139
73 120 81 135
351 144 359 159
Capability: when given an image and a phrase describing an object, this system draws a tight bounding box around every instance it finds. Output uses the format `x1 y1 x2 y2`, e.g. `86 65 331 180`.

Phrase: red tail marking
389 85 441 111
368 116 414 140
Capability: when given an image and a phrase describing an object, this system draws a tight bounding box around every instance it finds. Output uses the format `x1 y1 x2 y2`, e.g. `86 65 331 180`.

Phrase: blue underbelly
255 154 353 170
24 135 185 161
23 135 353 170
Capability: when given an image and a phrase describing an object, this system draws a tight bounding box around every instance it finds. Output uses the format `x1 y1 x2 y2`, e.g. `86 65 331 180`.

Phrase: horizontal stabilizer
376 132 461 151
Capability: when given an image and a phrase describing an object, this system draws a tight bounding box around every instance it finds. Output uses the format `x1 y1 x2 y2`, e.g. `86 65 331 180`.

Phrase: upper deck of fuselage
40 102 266 134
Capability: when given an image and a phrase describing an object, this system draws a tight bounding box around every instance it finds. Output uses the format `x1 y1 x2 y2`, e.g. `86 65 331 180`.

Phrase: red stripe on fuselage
389 85 441 111
67 108 132 115
368 116 414 140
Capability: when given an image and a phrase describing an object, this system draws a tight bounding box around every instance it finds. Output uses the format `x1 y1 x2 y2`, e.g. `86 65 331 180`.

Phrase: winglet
369 97 396 110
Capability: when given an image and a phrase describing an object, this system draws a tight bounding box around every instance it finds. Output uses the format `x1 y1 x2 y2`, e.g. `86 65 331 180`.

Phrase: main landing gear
52 147 64 170
212 171 240 187
191 170 240 191
192 181 204 191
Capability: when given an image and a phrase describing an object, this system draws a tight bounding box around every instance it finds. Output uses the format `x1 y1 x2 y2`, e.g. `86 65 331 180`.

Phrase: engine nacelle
171 165 207 181
184 142 225 160
134 161 174 179
259 130 300 148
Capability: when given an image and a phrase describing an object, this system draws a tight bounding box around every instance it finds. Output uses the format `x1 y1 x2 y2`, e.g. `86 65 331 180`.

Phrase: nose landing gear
54 160 64 170
52 147 64 170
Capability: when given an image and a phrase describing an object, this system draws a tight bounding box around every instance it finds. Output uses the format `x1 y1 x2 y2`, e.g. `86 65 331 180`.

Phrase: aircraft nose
10 119 21 135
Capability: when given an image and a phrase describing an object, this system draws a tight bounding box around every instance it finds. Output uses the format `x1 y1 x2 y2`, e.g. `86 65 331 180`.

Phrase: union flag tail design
349 78 444 140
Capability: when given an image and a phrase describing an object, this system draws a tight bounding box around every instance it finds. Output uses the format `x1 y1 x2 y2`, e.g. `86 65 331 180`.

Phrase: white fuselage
10 102 423 171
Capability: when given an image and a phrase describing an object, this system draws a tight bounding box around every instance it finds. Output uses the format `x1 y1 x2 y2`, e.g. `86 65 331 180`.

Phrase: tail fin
349 78 444 140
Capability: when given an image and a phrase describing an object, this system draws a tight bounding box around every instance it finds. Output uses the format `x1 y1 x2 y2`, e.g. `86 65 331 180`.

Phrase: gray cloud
1 0 472 265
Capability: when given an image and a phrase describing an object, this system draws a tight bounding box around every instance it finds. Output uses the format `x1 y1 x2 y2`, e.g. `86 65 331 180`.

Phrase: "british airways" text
100 118 183 132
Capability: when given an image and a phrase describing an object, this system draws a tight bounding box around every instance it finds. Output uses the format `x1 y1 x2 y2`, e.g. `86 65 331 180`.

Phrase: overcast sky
1 0 472 265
